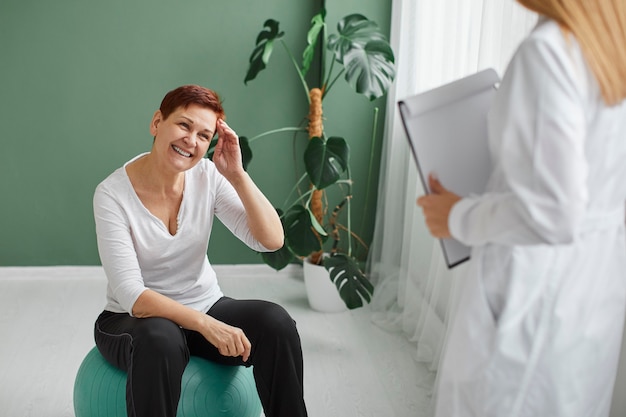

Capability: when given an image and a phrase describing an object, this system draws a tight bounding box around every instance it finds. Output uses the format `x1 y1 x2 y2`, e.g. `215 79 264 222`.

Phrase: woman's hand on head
416 174 462 239
202 315 251 362
213 119 245 181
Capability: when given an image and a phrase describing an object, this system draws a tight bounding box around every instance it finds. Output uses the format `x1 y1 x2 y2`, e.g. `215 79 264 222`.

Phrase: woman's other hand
416 174 461 239
212 119 284 250
213 119 245 181
132 290 252 362
202 315 252 362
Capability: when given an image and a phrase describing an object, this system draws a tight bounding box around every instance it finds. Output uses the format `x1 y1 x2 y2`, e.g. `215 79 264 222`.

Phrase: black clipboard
398 69 500 268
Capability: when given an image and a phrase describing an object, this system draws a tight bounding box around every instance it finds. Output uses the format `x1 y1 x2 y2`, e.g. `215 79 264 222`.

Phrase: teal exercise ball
73 347 262 417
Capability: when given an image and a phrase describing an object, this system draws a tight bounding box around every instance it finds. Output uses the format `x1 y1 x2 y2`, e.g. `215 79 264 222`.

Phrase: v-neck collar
123 153 187 237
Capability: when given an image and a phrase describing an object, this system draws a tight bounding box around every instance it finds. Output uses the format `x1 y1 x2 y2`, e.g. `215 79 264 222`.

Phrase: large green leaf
284 205 327 257
304 136 349 190
327 14 385 63
261 245 294 270
326 14 395 100
244 19 284 84
343 40 396 100
261 208 295 270
301 10 326 77
206 136 253 171
323 253 374 309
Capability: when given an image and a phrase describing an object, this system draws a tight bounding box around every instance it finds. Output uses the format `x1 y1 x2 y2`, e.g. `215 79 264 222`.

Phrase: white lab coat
434 19 626 417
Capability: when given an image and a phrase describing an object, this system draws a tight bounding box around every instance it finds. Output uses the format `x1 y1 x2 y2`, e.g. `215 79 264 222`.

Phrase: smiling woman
124 87 223 235
91 85 306 417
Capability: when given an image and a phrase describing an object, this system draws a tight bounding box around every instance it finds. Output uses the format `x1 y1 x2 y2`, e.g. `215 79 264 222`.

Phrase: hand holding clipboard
417 173 462 239
398 69 500 268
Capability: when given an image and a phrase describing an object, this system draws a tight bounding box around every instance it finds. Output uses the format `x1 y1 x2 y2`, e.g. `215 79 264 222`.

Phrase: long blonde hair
517 0 626 105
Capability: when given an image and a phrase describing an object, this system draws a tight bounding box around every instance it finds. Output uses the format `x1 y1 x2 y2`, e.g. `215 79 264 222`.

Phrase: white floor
0 265 433 417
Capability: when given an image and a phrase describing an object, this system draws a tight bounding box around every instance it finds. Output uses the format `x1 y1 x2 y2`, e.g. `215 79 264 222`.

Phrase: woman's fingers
428 173 447 194
220 328 251 361
239 337 252 362
229 332 251 362
415 175 461 239
217 119 238 145
418 195 451 238
207 318 251 361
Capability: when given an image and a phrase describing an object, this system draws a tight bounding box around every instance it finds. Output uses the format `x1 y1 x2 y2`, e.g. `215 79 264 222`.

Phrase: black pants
94 297 308 417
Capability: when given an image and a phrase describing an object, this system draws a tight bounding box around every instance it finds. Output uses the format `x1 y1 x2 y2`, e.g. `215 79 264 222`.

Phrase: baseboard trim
212 263 303 279
0 263 304 281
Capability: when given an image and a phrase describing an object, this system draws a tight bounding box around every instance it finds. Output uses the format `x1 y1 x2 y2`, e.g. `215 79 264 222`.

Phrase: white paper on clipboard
398 68 500 268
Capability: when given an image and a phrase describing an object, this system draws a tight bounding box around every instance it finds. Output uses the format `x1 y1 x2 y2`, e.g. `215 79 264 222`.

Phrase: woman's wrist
226 170 250 189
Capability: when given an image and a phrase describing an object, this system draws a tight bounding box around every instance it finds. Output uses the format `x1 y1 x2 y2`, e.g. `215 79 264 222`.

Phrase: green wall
0 0 391 266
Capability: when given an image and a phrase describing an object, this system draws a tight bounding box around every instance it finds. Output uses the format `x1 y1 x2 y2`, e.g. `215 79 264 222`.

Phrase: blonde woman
417 1 626 416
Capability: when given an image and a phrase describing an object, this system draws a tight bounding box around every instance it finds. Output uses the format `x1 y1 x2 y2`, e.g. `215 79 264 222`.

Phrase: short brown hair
159 85 225 120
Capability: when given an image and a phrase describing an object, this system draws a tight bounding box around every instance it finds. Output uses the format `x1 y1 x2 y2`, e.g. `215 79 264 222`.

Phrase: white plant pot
303 257 348 313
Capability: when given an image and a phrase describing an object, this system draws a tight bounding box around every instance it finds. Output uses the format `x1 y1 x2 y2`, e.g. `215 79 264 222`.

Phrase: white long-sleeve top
93 154 270 315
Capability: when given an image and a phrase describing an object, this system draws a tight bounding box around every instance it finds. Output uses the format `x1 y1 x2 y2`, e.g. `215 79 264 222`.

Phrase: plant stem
247 127 307 143
359 107 379 253
323 67 345 99
320 8 327 89
322 53 335 93
337 224 368 252
293 118 308 197
282 173 310 208
346 165 353 257
322 55 335 94
280 40 310 104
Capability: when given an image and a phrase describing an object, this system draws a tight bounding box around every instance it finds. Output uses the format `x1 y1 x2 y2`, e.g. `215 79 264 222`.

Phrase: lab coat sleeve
449 35 588 246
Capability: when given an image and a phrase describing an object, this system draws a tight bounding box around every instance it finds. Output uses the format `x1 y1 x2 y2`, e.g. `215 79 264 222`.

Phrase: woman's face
149 104 218 173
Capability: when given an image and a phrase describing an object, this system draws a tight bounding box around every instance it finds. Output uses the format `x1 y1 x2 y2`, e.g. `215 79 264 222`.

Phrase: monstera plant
240 9 395 309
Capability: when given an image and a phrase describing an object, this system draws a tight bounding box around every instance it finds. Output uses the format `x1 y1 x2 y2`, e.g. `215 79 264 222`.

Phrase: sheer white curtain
367 0 537 392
